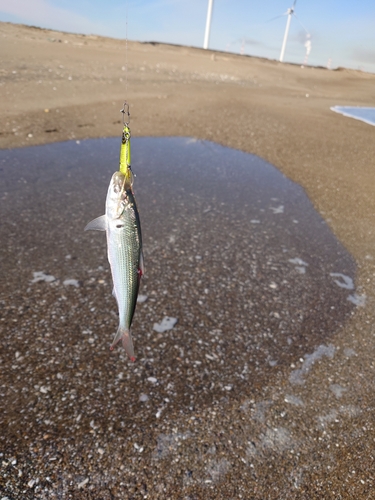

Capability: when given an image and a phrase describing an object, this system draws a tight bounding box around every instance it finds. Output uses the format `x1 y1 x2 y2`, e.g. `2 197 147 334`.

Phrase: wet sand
1 21 375 499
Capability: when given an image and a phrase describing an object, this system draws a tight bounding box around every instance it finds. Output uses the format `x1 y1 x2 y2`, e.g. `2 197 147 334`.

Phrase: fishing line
125 0 128 97
120 0 132 186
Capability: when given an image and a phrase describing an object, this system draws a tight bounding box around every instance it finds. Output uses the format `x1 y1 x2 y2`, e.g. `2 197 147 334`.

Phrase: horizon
2 20 373 76
1 0 375 74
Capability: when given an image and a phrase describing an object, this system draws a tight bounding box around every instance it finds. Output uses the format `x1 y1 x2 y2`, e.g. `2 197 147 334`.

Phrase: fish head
106 171 132 221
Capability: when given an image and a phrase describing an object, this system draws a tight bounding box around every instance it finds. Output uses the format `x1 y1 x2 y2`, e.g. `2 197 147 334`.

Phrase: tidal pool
0 137 358 496
0 137 356 369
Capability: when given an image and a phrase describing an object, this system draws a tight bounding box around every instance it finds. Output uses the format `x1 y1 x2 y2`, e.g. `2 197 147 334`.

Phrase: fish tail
110 326 136 362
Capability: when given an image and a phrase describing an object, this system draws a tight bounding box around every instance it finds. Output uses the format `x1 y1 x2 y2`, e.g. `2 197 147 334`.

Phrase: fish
85 123 143 362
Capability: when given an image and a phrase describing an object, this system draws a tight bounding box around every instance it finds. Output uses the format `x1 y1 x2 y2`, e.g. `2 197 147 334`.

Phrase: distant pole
203 0 214 49
279 8 292 62
240 38 245 55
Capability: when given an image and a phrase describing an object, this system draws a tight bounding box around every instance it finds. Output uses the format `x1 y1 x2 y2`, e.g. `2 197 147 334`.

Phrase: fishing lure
85 103 144 362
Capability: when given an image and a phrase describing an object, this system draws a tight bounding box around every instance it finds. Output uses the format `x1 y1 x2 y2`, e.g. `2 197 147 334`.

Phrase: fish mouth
111 170 133 193
111 172 126 192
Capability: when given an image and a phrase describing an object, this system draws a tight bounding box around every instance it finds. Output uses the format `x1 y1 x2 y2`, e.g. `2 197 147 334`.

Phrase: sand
1 21 375 498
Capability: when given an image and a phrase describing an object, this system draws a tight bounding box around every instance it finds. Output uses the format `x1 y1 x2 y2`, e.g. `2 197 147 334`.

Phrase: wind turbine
278 0 309 62
203 0 214 49
279 0 296 62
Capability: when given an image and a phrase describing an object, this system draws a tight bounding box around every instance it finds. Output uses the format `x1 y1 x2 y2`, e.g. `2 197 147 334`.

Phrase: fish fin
110 326 135 362
139 250 145 277
84 215 107 231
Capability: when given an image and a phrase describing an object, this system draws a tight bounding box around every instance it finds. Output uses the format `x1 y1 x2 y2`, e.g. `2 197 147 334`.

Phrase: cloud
0 0 101 34
291 30 311 45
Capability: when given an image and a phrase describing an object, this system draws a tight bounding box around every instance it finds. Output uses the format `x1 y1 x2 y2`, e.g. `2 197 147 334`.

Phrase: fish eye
116 224 124 228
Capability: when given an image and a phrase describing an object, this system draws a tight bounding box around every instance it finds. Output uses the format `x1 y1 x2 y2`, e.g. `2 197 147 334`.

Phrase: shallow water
331 106 375 126
0 136 356 363
0 137 358 497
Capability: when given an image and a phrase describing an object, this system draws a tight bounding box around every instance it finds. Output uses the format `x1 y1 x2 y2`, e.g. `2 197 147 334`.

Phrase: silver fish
85 171 144 361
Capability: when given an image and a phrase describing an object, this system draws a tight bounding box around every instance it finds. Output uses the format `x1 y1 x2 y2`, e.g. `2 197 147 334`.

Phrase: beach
1 21 375 498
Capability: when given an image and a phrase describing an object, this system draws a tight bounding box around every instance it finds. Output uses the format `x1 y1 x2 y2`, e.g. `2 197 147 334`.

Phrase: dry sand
1 21 375 498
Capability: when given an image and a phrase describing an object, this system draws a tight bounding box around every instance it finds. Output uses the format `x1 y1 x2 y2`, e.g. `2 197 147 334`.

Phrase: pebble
78 477 89 489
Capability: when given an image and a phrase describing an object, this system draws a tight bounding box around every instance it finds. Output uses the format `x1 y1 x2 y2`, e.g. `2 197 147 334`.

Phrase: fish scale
108 188 141 337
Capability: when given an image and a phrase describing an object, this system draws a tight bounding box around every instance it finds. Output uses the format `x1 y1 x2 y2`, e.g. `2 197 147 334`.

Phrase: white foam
347 293 366 307
154 432 191 459
289 344 335 385
63 279 80 287
284 395 304 406
329 273 354 290
289 258 308 275
247 427 294 457
270 205 284 214
206 458 230 483
30 271 56 283
153 316 178 333
289 258 308 266
329 384 346 398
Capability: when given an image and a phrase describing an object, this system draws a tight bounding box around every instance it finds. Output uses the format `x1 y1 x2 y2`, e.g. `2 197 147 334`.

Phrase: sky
1 0 375 73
